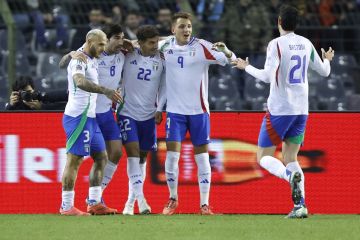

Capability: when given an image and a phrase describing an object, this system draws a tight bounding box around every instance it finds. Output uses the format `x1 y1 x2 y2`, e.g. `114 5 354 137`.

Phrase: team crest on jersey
189 48 196 56
99 61 106 66
76 65 82 70
152 61 159 71
167 50 173 54
130 60 137 65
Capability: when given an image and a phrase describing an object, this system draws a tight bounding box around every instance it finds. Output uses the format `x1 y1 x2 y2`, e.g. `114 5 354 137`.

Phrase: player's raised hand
155 111 163 124
321 47 334 61
212 42 232 58
231 57 249 70
70 51 87 63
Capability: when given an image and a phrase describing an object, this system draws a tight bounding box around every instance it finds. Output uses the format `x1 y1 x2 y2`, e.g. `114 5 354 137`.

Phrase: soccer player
60 29 122 216
117 25 166 215
159 12 236 215
232 5 334 218
59 24 129 214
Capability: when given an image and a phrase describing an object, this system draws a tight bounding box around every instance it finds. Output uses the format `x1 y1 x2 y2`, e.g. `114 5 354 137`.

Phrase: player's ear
278 17 282 27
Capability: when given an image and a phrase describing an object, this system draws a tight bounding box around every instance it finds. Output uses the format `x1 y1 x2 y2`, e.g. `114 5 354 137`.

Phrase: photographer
5 75 68 110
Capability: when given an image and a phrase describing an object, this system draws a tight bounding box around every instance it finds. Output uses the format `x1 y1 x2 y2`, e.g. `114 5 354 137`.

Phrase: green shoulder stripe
310 48 315 63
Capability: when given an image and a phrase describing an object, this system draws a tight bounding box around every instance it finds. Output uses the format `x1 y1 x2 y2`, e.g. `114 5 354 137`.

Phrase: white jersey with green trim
96 51 125 113
245 32 331 115
65 56 98 118
159 36 236 115
119 48 166 121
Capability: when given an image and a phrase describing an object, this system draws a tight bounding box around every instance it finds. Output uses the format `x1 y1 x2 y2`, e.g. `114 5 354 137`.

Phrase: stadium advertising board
0 112 359 213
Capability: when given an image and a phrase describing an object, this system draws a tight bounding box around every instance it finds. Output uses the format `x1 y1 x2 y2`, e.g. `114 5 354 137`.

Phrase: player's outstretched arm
73 73 123 103
231 57 249 70
212 42 233 58
59 51 87 69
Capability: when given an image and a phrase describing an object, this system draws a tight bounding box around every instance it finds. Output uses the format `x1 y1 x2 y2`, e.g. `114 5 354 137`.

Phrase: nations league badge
153 61 159 71
189 48 196 57
84 144 90 153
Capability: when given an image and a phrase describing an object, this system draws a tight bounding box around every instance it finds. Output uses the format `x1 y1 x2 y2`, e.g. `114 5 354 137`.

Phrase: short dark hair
279 5 299 31
136 25 159 41
102 23 123 39
172 12 192 24
12 76 34 91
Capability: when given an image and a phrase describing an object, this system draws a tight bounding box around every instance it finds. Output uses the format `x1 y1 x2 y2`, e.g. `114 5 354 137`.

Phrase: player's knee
109 149 122 164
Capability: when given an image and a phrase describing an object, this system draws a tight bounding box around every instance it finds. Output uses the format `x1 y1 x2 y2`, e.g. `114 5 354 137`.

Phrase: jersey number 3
289 55 306 84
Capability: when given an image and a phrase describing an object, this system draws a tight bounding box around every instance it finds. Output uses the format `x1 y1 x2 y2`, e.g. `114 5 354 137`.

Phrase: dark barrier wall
0 112 359 213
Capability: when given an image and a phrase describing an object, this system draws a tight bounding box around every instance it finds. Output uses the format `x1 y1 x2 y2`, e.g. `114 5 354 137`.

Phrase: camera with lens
19 90 43 102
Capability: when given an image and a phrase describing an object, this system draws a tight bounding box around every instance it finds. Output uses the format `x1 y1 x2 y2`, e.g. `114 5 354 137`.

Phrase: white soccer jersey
96 51 125 113
65 54 99 118
245 32 331 115
159 37 236 115
119 48 166 121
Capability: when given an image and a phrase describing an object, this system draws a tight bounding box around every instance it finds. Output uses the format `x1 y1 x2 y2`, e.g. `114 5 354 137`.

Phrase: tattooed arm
73 73 122 103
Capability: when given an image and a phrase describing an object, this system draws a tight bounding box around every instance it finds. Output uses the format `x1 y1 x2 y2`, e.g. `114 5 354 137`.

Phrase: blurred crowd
3 0 360 55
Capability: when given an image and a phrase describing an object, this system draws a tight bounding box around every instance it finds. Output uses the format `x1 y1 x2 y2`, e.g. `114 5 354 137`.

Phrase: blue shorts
166 112 210 146
117 115 157 151
96 109 121 141
258 112 308 147
63 114 106 156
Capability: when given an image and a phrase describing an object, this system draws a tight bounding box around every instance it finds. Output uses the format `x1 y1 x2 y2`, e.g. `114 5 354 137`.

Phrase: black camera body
19 90 42 102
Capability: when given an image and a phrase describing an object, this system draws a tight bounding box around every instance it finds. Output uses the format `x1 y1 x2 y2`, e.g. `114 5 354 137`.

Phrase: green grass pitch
0 214 359 240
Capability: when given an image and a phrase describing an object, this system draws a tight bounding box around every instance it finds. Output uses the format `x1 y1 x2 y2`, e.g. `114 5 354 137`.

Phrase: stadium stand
0 0 359 111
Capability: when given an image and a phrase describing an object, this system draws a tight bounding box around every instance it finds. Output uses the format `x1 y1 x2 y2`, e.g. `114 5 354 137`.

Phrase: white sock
127 160 146 205
195 153 211 206
286 161 305 199
61 190 74 211
140 161 147 181
165 151 180 200
101 160 118 191
127 179 136 205
260 156 290 181
88 186 102 204
127 157 144 202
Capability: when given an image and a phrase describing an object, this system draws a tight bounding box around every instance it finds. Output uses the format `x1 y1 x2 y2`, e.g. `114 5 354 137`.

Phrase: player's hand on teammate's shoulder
212 42 232 58
70 51 87 64
155 111 163 125
321 47 335 61
122 39 135 53
231 57 249 70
